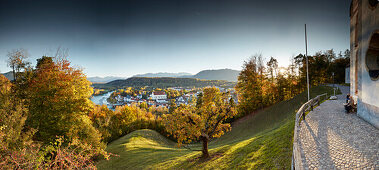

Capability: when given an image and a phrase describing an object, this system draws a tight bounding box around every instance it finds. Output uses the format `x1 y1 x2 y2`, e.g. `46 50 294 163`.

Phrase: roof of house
153 91 166 95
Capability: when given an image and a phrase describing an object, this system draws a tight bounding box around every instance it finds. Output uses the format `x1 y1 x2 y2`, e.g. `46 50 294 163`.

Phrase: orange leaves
163 87 237 148
211 123 231 138
0 75 11 95
26 56 96 145
163 105 201 146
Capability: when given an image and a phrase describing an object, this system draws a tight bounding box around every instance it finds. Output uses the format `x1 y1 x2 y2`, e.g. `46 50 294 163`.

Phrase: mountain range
87 76 126 83
192 69 239 82
1 71 14 81
133 72 192 78
87 69 239 83
131 69 240 82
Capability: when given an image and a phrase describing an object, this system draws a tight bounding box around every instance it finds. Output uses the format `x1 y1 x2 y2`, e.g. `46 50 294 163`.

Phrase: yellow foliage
163 87 237 147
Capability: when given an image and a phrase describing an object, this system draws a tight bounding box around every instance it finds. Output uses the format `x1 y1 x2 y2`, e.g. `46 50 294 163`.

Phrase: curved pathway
297 85 379 169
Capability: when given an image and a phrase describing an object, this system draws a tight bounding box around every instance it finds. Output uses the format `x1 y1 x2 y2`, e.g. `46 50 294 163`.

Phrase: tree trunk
200 134 210 159
12 65 16 81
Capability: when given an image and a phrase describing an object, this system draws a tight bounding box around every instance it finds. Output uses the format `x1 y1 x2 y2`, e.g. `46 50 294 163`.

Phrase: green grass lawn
97 85 337 169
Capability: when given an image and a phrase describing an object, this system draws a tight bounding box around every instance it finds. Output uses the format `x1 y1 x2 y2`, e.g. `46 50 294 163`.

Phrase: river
90 91 114 108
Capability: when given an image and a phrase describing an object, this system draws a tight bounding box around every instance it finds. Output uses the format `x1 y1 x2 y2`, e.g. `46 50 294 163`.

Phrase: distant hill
87 76 126 83
133 72 192 78
97 77 235 89
193 69 240 82
90 68 239 85
1 71 14 81
132 69 240 82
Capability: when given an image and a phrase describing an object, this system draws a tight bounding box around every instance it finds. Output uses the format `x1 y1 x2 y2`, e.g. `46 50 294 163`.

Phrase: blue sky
0 0 350 77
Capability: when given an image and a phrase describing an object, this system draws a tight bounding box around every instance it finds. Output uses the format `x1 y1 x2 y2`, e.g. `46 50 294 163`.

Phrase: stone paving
297 86 379 169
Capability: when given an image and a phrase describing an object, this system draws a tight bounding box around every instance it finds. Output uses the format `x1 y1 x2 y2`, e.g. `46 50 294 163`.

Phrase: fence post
302 111 305 120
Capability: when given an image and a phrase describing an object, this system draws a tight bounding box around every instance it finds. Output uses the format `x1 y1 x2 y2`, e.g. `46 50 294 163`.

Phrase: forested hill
129 69 240 82
101 77 235 88
193 69 240 82
1 71 14 81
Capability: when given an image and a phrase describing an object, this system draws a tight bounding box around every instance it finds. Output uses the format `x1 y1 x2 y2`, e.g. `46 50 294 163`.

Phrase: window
366 33 379 80
369 0 378 9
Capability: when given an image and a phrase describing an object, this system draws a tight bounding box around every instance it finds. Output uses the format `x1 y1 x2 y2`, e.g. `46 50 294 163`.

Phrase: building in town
150 91 167 100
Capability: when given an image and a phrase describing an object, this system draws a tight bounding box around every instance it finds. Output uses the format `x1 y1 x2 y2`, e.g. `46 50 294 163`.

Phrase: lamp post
305 24 310 101
332 72 335 86
332 72 336 96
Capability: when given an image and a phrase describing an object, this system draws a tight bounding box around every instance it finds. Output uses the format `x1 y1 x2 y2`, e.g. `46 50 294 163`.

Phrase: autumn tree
0 49 113 168
235 55 266 116
286 59 300 98
168 99 177 113
6 49 30 81
196 92 203 108
164 87 236 158
267 57 278 103
267 57 278 83
111 105 140 135
89 105 115 143
0 74 34 150
25 55 102 147
139 102 148 110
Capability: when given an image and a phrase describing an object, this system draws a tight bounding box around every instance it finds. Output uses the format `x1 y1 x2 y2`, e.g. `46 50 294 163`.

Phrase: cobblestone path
297 86 379 169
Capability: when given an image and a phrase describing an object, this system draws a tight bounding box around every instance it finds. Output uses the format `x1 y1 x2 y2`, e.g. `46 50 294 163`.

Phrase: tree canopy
164 87 236 158
25 56 101 146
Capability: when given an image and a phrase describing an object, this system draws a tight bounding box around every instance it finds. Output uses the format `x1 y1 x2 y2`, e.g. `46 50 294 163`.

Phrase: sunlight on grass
97 86 336 169
123 136 176 151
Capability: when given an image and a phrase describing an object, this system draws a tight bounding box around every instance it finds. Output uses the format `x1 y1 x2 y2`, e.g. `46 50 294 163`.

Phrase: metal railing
291 93 328 170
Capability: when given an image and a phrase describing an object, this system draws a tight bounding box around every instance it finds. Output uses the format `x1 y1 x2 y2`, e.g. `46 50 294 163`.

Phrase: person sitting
350 96 357 112
346 94 350 103
344 95 355 113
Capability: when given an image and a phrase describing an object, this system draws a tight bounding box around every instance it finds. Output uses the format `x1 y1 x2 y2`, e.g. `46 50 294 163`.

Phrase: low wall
291 94 327 170
357 99 379 129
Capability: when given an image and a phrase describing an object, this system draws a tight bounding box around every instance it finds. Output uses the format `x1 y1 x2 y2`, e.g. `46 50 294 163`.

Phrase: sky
0 0 351 77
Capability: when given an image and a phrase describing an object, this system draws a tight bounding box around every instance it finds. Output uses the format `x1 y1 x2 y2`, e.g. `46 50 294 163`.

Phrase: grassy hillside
97 86 337 169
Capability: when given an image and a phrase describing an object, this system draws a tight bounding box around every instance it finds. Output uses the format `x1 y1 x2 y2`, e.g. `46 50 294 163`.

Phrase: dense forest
236 49 349 117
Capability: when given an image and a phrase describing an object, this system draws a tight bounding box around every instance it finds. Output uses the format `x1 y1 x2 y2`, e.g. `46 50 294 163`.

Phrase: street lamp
305 24 310 101
332 72 335 86
332 72 336 96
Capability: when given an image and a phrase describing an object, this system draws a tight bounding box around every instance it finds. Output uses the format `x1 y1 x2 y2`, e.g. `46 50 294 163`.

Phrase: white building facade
345 66 350 84
350 0 379 128
151 91 167 100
